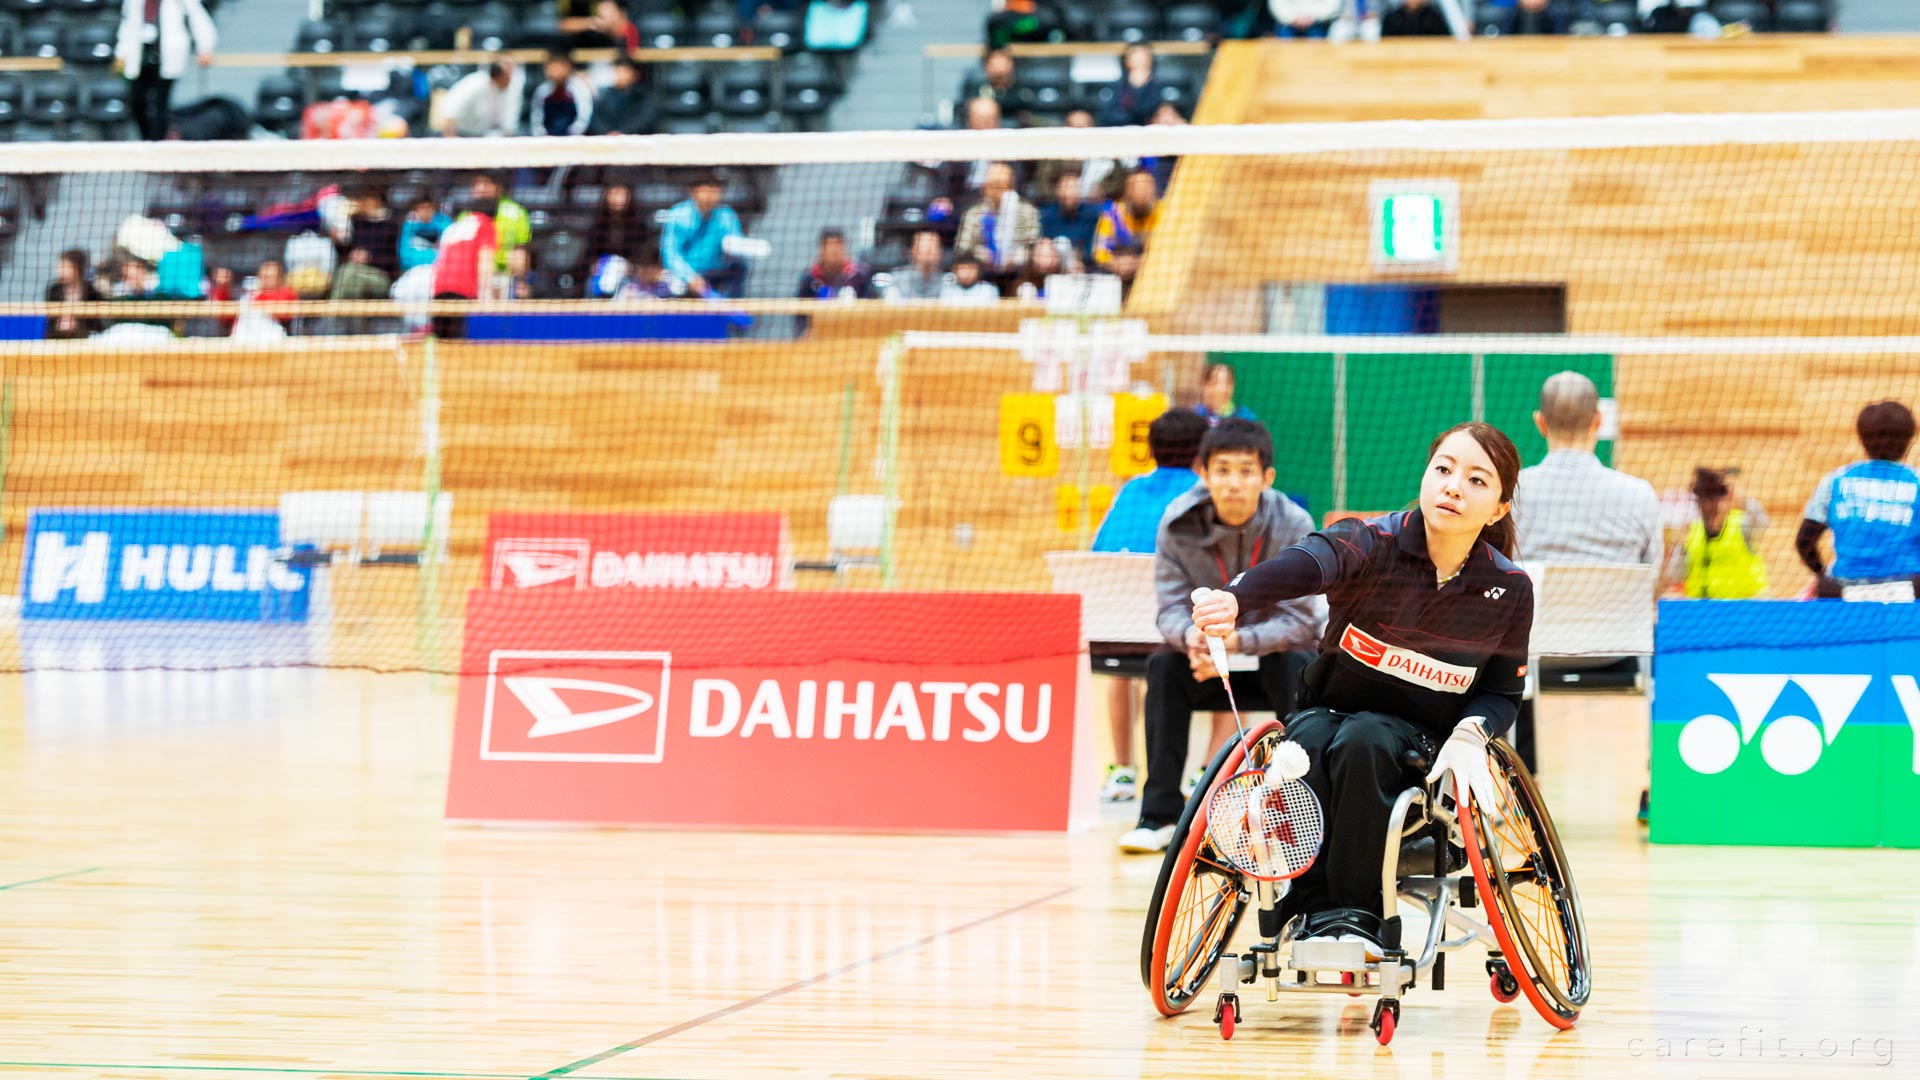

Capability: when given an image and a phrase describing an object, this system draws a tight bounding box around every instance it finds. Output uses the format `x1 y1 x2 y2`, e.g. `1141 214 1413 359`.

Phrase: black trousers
1138 648 1309 829
131 68 173 141
1280 708 1437 919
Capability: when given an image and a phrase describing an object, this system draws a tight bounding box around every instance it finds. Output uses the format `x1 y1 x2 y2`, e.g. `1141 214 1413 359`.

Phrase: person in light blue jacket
660 175 748 298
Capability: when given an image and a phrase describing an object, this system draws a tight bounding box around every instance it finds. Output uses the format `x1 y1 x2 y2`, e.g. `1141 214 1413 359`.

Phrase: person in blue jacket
1091 407 1209 802
1798 400 1920 596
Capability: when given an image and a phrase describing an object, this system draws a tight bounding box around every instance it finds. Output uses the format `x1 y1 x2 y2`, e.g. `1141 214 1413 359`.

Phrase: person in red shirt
252 259 299 328
561 0 641 53
431 198 498 339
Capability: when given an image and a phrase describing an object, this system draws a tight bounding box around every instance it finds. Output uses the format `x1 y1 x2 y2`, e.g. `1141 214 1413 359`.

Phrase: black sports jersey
1225 510 1533 739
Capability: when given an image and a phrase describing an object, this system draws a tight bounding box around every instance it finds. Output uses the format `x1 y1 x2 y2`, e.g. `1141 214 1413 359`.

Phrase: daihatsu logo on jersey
480 650 670 762
1340 625 1479 694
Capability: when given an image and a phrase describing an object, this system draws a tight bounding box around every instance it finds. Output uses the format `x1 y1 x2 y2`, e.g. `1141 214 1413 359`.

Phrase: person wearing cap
1668 467 1769 599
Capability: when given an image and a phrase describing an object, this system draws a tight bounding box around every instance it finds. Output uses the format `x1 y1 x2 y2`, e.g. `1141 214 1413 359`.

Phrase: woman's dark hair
58 248 89 276
1147 407 1209 470
1425 421 1522 559
1857 400 1916 462
1198 417 1274 470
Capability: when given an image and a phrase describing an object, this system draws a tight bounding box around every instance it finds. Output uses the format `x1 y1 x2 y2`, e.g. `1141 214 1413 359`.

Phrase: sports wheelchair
1139 717 1591 1045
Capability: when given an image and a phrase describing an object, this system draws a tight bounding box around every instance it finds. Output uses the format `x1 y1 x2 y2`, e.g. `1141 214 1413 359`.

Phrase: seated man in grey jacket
1118 418 1326 854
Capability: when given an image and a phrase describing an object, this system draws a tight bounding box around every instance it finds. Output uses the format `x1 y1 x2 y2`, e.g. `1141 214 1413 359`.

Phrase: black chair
20 22 64 59
0 16 17 58
0 73 20 124
466 10 512 50
1162 2 1220 43
1156 64 1198 112
1774 0 1833 31
63 0 114 12
1590 0 1640 31
65 18 116 65
1475 4 1518 34
1100 1 1159 44
659 115 713 136
754 6 801 51
4 0 52 15
412 1 463 48
638 10 687 49
296 19 343 53
1055 0 1099 40
81 74 129 129
715 62 770 117
693 4 739 48
535 230 589 297
1018 58 1072 116
255 72 305 131
722 114 778 134
515 186 566 229
512 10 560 47
656 62 708 118
24 72 80 124
349 12 405 52
1709 0 1774 29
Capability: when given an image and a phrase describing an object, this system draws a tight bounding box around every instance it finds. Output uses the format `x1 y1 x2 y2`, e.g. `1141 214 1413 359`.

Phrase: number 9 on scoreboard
999 393 1058 478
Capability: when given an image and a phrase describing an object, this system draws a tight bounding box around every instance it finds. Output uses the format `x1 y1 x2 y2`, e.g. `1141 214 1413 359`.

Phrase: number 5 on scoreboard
1111 392 1167 478
999 393 1059 478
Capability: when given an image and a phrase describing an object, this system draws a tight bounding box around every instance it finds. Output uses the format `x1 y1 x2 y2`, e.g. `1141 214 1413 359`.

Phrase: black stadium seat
255 72 305 131
66 20 117 65
349 12 405 52
1775 0 1833 31
535 230 590 296
81 75 129 135
25 72 80 124
296 19 342 53
715 62 770 117
754 6 801 51
693 4 739 48
412 2 462 49
1163 2 1220 43
1019 58 1072 116
1100 1 1159 44
8 0 51 15
1590 1 1640 32
21 22 65 59
658 115 713 136
638 10 687 49
467 11 512 51
656 62 707 118
1710 0 1774 29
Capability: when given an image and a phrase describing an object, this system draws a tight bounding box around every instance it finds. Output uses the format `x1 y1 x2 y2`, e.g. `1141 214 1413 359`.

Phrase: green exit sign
1370 180 1459 273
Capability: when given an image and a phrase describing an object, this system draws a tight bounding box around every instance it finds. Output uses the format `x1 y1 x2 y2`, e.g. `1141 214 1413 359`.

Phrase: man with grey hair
1510 371 1663 784
1514 371 1662 565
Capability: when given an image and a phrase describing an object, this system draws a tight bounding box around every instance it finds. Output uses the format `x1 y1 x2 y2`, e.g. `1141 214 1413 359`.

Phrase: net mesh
2 114 1919 672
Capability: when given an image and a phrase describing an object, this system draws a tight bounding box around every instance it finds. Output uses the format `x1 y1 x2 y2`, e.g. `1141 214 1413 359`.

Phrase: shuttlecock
1265 740 1309 786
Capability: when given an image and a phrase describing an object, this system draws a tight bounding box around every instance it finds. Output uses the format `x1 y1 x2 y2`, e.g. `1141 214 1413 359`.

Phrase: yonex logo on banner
480 650 671 763
22 510 310 622
1678 673 1920 777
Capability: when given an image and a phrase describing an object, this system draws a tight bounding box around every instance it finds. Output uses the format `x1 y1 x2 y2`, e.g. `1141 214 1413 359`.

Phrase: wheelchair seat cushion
1396 831 1466 874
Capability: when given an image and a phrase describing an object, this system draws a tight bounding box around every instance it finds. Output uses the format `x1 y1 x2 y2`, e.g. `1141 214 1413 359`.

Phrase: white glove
1425 718 1499 817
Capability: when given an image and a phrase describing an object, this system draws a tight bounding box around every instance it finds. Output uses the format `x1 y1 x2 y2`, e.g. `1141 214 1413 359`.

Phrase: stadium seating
1099 2 1161 44
1163 3 1222 42
1710 0 1774 29
79 74 129 136
1775 0 1835 31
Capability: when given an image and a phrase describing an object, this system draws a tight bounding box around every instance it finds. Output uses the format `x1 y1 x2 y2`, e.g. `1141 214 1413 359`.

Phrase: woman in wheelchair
1191 421 1532 955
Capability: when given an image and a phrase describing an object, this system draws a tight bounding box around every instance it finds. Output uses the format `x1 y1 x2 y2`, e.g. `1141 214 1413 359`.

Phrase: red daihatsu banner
445 589 1093 832
482 511 792 591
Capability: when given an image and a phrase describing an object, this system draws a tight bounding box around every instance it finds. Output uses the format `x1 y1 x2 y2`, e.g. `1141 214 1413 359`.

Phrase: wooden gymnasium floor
0 668 1915 1080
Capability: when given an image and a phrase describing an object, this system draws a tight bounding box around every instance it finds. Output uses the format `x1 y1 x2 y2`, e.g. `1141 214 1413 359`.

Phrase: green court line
0 1063 683 1080
0 867 99 891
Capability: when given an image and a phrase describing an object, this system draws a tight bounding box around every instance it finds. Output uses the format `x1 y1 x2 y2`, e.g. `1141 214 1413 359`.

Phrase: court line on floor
0 867 99 891
0 1063 682 1080
530 884 1081 1080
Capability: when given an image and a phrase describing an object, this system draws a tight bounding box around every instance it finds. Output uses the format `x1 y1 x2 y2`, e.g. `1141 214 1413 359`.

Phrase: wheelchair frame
1140 718 1590 1045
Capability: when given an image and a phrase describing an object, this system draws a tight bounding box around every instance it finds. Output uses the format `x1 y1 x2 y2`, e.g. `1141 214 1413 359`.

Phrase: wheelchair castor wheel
1213 992 1240 1040
1370 998 1399 1046
1489 964 1521 1003
1341 971 1361 997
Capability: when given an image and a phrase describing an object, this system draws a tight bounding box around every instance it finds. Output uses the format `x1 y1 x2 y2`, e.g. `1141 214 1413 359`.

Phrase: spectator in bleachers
114 0 218 142
399 197 452 274
1104 242 1143 300
963 95 1005 132
108 256 167 329
531 52 597 137
504 247 541 300
939 254 1000 305
1666 467 1769 599
956 162 1041 278
1194 361 1256 425
1099 45 1171 128
1382 0 1453 35
561 0 641 53
45 250 105 341
1514 371 1662 565
1118 418 1322 854
588 57 656 135
1091 406 1211 801
330 187 402 282
1798 400 1920 596
431 195 500 338
884 229 949 301
1093 169 1162 269
250 259 299 328
1509 0 1571 34
468 173 531 273
795 228 875 299
1011 237 1076 299
1270 0 1342 37
588 184 650 269
437 56 525 138
329 248 394 303
970 48 1019 103
1039 171 1101 264
660 174 749 299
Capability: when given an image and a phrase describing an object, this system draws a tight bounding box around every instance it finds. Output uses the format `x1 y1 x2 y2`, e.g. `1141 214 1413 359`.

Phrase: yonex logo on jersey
1484 587 1506 600
1339 625 1478 694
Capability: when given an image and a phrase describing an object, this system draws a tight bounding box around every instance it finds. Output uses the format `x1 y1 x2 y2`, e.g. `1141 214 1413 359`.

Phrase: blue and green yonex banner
1651 600 1920 847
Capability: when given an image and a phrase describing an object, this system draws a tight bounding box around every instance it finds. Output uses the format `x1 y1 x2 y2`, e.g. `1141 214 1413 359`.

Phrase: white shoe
1117 824 1176 854
1101 765 1138 802
1180 765 1206 798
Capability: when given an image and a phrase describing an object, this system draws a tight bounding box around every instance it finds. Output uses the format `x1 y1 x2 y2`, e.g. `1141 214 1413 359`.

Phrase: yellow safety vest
1685 509 1769 599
